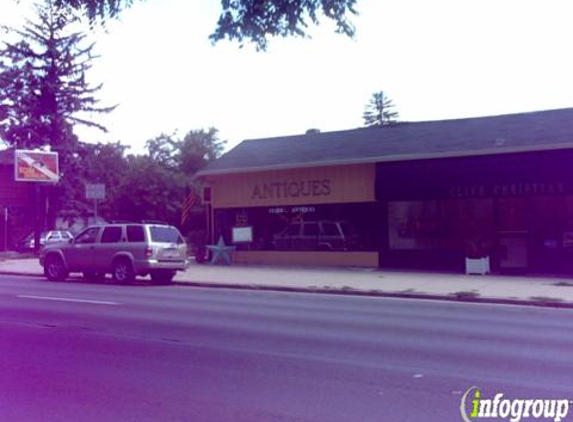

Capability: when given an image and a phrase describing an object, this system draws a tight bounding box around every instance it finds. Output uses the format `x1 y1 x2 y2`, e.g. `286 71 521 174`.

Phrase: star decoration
206 236 236 265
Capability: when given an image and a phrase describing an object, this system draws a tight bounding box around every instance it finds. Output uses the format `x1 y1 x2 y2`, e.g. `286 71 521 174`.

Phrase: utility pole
3 207 7 252
34 183 41 254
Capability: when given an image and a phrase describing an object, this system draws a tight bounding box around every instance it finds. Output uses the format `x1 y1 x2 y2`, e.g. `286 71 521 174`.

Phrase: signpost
85 183 106 221
14 150 59 253
3 207 7 252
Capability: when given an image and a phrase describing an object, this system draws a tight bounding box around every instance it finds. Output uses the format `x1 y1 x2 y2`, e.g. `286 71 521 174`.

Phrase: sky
3 0 573 154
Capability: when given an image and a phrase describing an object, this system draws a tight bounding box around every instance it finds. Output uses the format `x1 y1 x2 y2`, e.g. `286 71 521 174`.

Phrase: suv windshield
149 226 184 244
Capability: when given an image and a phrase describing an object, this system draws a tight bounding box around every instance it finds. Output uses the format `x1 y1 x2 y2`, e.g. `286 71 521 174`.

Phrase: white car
17 230 72 251
43 230 74 247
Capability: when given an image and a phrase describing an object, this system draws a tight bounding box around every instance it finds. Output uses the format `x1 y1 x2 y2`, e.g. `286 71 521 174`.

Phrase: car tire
112 258 135 284
150 270 175 285
44 255 68 282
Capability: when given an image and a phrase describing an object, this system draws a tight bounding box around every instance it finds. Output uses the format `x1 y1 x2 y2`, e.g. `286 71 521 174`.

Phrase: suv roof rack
140 219 169 225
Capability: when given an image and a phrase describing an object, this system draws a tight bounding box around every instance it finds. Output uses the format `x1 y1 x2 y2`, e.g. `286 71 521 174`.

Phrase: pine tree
362 91 399 127
0 0 114 153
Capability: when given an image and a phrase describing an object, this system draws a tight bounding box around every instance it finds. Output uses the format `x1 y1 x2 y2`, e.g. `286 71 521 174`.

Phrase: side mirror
68 238 74 244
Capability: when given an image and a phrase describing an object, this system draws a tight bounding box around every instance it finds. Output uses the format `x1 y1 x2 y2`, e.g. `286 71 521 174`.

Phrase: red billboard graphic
14 150 59 182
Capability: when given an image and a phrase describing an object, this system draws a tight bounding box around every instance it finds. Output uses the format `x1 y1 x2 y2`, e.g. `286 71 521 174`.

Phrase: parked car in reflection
43 230 73 247
15 230 73 252
272 220 360 251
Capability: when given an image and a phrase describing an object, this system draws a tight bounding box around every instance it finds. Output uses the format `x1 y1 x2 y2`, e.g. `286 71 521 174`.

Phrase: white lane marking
17 295 119 305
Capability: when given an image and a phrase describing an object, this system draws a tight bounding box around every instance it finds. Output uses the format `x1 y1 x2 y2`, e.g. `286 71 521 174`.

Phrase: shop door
497 198 529 270
530 196 566 272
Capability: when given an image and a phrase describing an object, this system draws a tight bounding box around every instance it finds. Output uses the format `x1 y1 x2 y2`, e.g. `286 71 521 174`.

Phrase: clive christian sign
14 150 59 183
449 182 566 198
376 150 573 201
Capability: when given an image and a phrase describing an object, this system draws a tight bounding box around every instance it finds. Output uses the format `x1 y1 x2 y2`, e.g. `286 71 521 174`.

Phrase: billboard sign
14 150 59 183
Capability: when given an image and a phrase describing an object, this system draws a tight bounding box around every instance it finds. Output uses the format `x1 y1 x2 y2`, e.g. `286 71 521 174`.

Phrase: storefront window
441 199 494 254
498 198 528 233
214 203 380 251
388 201 440 250
388 199 494 254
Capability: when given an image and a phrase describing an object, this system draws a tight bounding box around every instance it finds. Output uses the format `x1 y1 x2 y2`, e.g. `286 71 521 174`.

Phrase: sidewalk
2 257 573 308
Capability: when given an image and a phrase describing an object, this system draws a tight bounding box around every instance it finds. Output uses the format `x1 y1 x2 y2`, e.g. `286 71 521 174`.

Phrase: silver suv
40 223 188 284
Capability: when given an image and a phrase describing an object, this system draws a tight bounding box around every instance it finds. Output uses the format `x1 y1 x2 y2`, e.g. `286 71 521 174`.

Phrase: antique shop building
197 108 573 272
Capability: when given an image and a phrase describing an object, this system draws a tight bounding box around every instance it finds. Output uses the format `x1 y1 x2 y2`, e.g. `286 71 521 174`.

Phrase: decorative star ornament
206 236 236 265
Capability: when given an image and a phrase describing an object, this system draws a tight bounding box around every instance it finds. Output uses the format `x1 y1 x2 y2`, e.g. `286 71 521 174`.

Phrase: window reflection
214 203 380 251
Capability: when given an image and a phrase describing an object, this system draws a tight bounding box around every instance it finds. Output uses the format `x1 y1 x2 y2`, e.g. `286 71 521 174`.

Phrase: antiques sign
252 179 331 200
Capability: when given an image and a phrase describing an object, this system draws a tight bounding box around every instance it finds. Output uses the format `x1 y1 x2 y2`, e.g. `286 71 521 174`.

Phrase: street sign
14 150 59 182
85 183 106 200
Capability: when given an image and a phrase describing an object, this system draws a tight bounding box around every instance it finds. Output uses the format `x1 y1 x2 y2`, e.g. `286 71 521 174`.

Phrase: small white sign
85 183 106 199
232 226 253 243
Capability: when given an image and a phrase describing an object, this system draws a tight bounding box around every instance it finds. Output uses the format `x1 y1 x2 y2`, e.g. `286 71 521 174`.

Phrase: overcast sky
3 0 573 153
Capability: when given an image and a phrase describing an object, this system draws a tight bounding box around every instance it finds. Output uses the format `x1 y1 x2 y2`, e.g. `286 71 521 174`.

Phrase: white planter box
465 256 490 275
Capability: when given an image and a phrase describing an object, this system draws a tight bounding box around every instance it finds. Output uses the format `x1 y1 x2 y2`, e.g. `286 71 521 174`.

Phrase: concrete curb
170 280 573 309
2 270 572 310
0 271 44 278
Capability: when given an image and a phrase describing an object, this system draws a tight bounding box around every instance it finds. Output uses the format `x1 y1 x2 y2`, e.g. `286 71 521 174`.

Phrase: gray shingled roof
197 108 573 176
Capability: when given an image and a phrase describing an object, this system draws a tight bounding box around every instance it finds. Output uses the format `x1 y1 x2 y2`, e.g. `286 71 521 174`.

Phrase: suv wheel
151 270 175 285
44 255 68 281
112 258 135 284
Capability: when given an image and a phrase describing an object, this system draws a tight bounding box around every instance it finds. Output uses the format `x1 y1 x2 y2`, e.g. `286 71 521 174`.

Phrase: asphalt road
0 275 572 422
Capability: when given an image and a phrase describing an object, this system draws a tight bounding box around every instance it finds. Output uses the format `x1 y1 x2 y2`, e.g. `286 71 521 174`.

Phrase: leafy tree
80 141 129 217
362 91 399 127
114 153 184 225
178 128 225 175
111 128 225 227
44 0 359 50
144 128 225 176
211 0 358 50
52 0 132 21
145 133 179 169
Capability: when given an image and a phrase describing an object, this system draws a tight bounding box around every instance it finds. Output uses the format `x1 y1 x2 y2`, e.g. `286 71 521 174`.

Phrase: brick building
0 149 35 250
